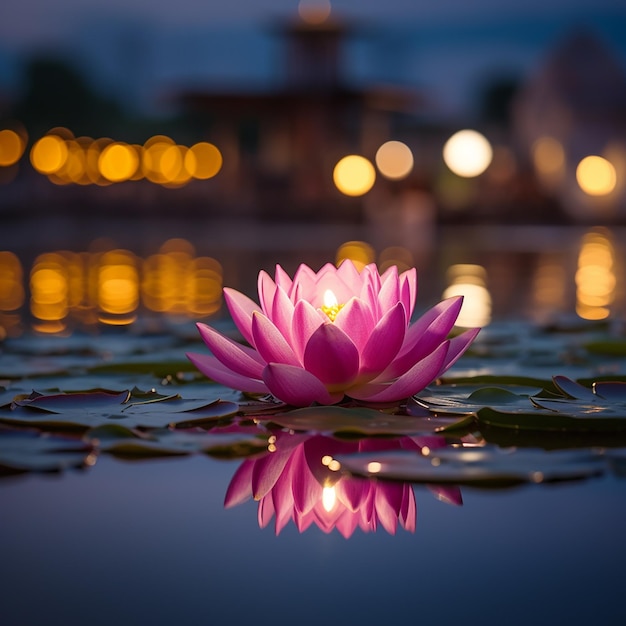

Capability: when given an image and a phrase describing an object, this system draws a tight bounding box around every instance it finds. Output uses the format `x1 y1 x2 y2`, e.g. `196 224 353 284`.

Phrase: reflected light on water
443 130 493 178
576 228 616 320
442 264 492 327
30 253 69 333
333 155 376 196
4 238 222 335
322 486 337 512
576 155 617 196
531 255 567 319
97 250 139 325
335 240 375 270
0 252 25 338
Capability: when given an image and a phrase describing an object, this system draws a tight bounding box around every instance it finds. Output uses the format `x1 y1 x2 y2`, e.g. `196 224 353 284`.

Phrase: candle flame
323 289 338 308
321 289 342 322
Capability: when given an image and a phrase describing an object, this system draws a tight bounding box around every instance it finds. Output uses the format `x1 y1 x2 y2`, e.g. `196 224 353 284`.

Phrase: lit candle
321 289 342 322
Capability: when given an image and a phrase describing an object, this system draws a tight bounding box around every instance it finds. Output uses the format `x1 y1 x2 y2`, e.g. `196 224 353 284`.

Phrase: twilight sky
1 0 624 118
1 0 623 49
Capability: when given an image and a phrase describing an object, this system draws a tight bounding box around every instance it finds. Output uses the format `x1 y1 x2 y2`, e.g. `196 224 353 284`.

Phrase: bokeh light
443 130 493 178
333 155 376 196
30 134 69 175
576 155 617 196
0 129 26 167
442 264 492 327
576 228 616 320
188 142 223 180
99 142 140 182
375 141 414 180
335 241 375 270
532 136 565 187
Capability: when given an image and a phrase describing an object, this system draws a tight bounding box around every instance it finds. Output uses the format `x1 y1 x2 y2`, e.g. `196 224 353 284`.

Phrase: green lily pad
268 405 470 435
0 388 240 430
418 385 539 416
337 446 606 487
477 406 626 432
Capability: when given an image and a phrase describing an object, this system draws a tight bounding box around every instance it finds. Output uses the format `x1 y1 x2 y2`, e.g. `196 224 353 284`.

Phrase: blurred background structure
0 0 625 335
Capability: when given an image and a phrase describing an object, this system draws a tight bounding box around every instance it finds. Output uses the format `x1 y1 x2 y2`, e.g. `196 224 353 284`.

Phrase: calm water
1 455 625 626
2 219 626 626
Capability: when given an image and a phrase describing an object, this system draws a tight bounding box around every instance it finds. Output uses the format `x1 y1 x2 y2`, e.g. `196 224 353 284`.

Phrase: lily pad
0 428 95 474
0 388 240 431
337 446 606 487
268 405 470 436
418 385 539 416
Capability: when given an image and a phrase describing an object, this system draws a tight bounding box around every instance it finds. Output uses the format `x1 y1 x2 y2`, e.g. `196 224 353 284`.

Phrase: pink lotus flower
224 432 461 536
187 261 479 407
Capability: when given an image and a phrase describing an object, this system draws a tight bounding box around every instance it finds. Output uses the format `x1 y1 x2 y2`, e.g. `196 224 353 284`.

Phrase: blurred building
179 12 420 221
514 30 626 222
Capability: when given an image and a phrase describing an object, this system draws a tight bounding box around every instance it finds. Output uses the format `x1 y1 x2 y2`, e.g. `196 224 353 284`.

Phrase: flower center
321 289 343 322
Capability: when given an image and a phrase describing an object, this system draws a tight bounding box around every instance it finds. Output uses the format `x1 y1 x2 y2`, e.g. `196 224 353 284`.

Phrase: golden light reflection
576 155 617 196
322 485 337 512
442 264 492 327
443 130 493 178
333 155 376 196
335 240 375 270
531 255 567 317
576 228 616 320
0 128 26 167
375 140 414 180
30 253 69 333
142 239 222 317
97 250 139 325
0 251 24 339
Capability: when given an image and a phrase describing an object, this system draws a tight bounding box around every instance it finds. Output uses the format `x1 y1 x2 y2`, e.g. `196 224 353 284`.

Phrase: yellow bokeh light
375 140 414 180
333 155 376 196
99 143 139 182
443 130 493 178
30 254 69 328
30 135 69 174
576 155 617 196
0 251 25 311
576 228 616 320
336 240 375 270
188 142 223 180
97 250 139 323
0 129 26 167
442 264 491 327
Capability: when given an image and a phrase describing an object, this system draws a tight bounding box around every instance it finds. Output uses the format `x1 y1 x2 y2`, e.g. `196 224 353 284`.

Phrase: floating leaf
89 427 268 459
477 407 626 432
268 405 468 435
337 446 606 486
0 428 95 474
13 390 131 413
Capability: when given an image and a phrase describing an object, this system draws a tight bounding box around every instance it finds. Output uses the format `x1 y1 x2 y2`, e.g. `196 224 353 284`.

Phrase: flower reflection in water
225 432 461 537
